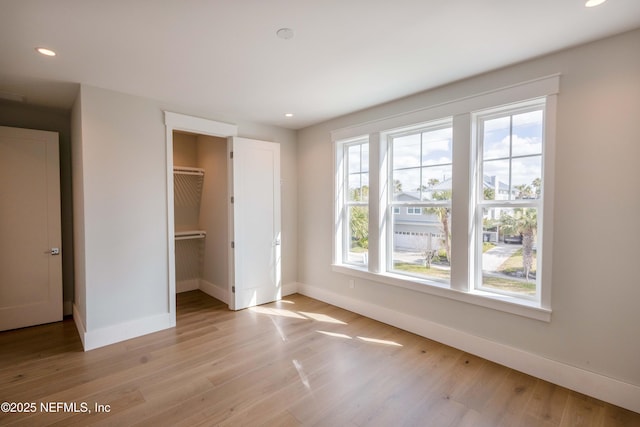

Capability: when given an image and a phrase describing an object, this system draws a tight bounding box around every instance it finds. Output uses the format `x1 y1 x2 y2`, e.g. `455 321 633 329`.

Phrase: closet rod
175 230 207 240
173 166 205 176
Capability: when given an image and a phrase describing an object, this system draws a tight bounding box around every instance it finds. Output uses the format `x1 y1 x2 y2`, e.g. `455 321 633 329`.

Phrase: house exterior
392 175 511 251
392 192 446 252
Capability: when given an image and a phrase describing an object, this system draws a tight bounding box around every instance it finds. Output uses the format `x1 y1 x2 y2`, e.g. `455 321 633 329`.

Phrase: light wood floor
0 291 638 426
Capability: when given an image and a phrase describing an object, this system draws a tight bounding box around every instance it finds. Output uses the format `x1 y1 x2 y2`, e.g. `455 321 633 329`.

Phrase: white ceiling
1 0 639 129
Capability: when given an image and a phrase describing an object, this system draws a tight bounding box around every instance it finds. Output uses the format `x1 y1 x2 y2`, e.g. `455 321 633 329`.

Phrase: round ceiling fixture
276 28 295 40
35 47 56 56
585 0 607 7
285 113 294 118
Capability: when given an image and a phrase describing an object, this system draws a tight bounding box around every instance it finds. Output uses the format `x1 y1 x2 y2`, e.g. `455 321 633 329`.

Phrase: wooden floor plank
0 291 638 426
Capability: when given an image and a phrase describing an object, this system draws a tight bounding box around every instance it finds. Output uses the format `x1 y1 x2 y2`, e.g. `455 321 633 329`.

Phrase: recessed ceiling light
35 47 56 56
285 113 294 118
276 28 295 40
585 0 607 7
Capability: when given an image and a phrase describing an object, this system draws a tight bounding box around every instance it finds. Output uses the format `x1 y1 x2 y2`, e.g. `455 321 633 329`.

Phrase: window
343 140 369 266
333 76 557 320
475 103 545 300
389 123 453 284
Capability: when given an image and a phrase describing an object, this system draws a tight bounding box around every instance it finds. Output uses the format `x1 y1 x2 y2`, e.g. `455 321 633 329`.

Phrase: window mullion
368 133 381 273
450 113 472 292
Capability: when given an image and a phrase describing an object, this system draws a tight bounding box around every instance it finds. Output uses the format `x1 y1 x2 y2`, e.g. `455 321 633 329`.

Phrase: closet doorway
164 112 282 323
172 131 228 301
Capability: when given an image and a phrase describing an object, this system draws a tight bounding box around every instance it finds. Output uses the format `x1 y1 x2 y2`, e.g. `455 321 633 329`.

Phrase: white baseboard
297 282 640 414
177 279 199 293
72 304 87 349
282 281 299 297
71 280 296 352
199 279 228 304
74 308 173 352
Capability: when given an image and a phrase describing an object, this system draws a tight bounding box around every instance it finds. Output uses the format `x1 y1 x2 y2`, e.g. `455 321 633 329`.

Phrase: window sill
332 264 551 322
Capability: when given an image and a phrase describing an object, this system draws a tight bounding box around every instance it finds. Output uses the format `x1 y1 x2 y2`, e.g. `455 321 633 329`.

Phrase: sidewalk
483 244 519 272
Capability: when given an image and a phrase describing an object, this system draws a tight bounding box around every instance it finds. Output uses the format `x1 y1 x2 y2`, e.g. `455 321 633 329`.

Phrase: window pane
347 173 360 201
512 156 541 200
393 167 420 200
347 144 361 172
512 110 543 157
393 133 421 169
361 143 370 173
482 159 510 200
483 116 510 160
347 172 369 202
422 165 452 201
346 205 368 266
390 207 450 284
422 127 452 166
480 207 538 296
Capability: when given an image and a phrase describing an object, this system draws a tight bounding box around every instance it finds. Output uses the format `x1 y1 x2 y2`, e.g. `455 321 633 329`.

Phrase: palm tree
424 179 451 263
349 206 368 249
349 186 369 249
500 208 537 280
393 179 403 194
531 178 541 198
483 187 495 200
514 184 534 200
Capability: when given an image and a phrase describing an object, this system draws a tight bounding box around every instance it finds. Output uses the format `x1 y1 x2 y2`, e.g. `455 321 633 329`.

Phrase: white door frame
164 112 237 325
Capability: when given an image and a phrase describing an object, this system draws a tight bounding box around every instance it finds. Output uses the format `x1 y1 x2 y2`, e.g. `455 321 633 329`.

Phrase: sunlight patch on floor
356 336 403 347
316 330 402 347
299 312 346 324
249 305 349 326
316 330 352 340
292 359 311 390
249 306 307 319
270 316 288 342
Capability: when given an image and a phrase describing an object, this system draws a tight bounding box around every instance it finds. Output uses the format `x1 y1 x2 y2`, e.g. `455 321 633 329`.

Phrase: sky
347 108 544 202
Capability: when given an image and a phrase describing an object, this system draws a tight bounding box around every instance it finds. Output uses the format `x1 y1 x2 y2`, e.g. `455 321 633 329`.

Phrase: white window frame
332 75 558 321
473 100 546 302
386 120 453 285
335 136 370 268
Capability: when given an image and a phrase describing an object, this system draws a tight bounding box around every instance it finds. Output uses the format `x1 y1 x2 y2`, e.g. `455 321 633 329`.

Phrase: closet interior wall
173 131 228 301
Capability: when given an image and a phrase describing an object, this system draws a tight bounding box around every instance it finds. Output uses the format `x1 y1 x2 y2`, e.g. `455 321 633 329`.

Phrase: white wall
77 85 169 335
296 29 640 410
72 84 297 349
71 95 86 329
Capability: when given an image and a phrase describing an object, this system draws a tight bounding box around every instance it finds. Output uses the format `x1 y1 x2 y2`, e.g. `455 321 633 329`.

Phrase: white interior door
0 126 62 331
229 137 281 310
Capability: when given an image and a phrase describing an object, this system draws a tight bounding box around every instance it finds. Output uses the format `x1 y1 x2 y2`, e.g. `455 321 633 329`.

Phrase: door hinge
230 196 234 204
230 151 233 159
231 241 235 249
232 286 235 293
